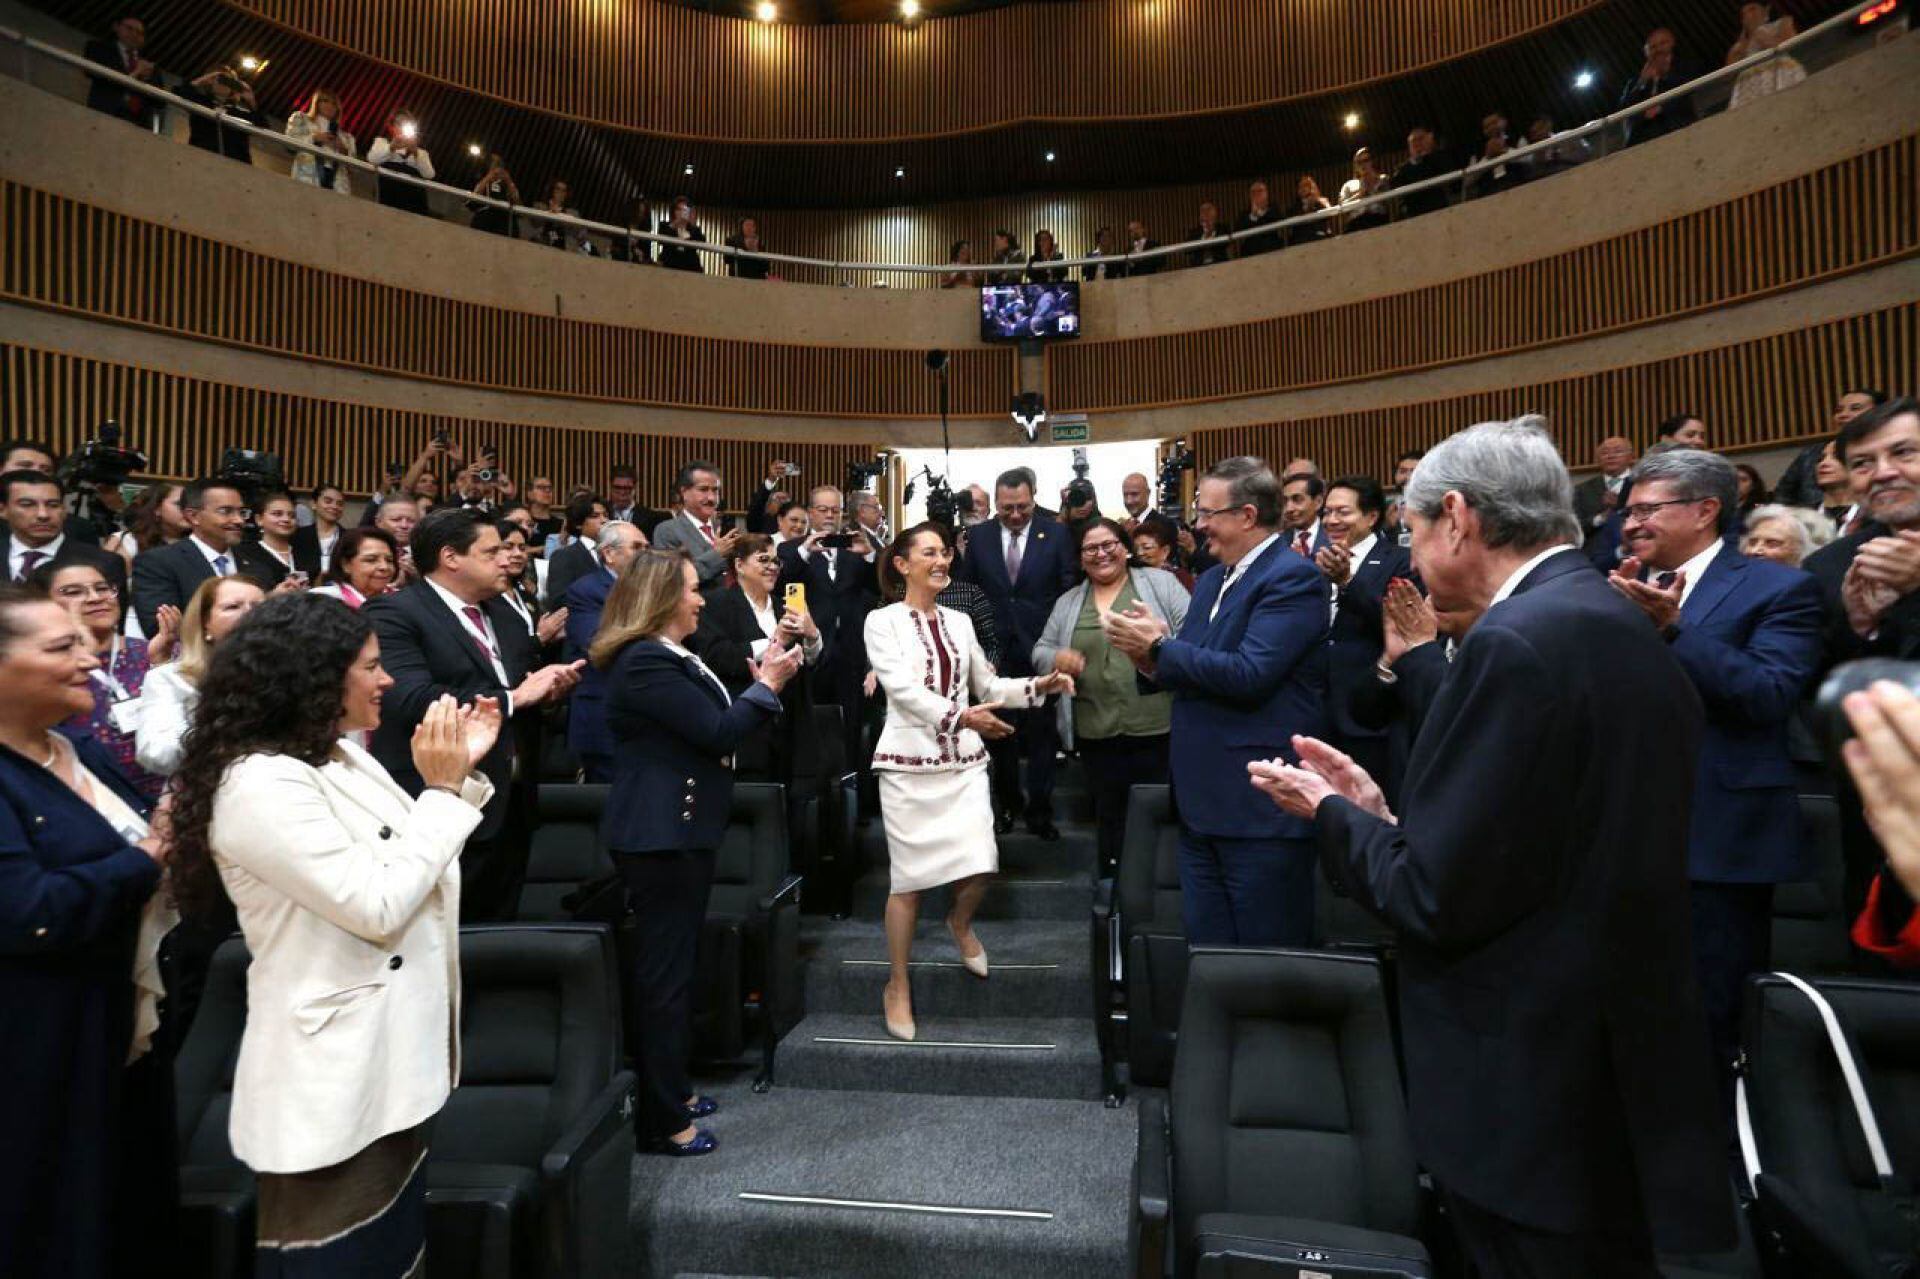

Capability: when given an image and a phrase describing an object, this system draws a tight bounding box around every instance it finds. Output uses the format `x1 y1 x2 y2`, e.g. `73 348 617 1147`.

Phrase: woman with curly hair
166 593 499 1275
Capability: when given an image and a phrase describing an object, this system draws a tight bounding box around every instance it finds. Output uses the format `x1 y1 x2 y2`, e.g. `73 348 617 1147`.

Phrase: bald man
1121 472 1152 532
1573 436 1637 534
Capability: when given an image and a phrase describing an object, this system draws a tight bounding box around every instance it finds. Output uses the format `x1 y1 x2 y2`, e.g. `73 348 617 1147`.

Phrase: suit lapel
414 585 502 685
1680 546 1741 627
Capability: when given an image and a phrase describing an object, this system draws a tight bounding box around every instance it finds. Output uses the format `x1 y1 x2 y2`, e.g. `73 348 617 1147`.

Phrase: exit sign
1050 414 1089 444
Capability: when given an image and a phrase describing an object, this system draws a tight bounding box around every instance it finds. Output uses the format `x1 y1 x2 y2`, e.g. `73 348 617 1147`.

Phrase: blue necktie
213 554 231 577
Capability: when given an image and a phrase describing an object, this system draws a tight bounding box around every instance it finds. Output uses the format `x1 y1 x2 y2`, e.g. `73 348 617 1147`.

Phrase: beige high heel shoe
883 981 917 1041
948 916 990 979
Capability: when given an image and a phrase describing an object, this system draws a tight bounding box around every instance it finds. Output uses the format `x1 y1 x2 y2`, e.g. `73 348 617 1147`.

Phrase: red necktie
461 605 500 664
698 522 716 546
1292 530 1311 557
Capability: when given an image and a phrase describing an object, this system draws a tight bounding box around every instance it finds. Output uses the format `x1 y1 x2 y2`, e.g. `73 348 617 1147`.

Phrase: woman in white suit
165 593 498 1276
285 88 357 195
866 522 1074 1041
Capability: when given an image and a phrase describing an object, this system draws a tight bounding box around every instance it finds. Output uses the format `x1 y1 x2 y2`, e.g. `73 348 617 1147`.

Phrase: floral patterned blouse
65 635 166 801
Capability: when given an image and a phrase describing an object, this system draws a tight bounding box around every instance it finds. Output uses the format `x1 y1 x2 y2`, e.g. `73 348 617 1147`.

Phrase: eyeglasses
53 582 119 601
1080 541 1125 558
1193 504 1250 521
1621 498 1705 523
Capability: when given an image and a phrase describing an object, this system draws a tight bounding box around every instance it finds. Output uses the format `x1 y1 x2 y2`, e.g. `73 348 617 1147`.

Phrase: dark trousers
580 752 613 784
459 820 531 923
615 849 715 1141
1078 732 1169 876
1689 881 1774 1115
1177 830 1316 946
988 704 1058 820
1441 1186 1658 1279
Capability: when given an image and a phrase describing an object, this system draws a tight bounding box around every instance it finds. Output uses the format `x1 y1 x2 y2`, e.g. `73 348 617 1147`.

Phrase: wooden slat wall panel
224 0 1596 143
1050 137 1920 410
1192 305 1920 482
0 179 1013 419
0 343 880 505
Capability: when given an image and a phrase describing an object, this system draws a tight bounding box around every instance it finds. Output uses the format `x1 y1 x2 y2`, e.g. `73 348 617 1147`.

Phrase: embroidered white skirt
878 763 998 894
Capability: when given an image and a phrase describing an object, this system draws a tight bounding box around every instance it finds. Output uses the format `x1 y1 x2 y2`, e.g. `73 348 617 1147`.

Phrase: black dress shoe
1026 816 1061 841
994 812 1015 835
643 1128 718 1156
683 1095 719 1120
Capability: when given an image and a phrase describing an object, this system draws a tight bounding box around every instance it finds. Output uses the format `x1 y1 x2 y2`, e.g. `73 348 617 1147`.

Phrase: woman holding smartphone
235 490 319 588
688 534 820 784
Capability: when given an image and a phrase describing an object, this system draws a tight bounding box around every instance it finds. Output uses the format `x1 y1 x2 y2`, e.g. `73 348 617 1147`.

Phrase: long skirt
879 764 998 894
255 1123 431 1278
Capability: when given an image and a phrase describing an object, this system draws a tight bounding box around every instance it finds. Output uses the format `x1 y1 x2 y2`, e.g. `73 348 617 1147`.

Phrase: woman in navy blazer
590 549 802 1155
0 585 174 1279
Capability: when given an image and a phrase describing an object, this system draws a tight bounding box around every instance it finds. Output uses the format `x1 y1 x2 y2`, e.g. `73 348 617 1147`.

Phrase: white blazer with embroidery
864 602 1040 774
209 737 491 1173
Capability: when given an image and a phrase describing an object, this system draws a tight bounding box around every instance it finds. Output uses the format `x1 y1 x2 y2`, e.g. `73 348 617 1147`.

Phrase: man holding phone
651 461 739 588
778 485 879 777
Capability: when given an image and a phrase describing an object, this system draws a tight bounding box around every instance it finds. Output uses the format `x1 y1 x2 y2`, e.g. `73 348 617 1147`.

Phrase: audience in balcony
1621 26 1700 147
1467 111 1531 200
1082 227 1122 281
725 218 772 280
987 229 1023 285
1185 201 1231 269
656 197 707 272
1285 176 1333 243
466 153 521 237
1525 115 1591 175
286 89 357 195
367 109 436 215
179 65 259 163
941 238 975 288
1728 2 1805 109
532 178 596 255
83 15 159 128
612 197 655 265
1388 126 1451 218
1025 229 1066 283
1338 146 1390 232
1231 179 1282 257
1125 219 1162 275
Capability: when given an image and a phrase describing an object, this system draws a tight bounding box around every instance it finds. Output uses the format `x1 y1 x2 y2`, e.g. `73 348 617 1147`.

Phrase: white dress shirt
742 590 823 664
1489 544 1579 609
8 532 63 581
1210 531 1282 622
188 534 236 575
1669 539 1726 611
424 577 510 688
1329 533 1378 625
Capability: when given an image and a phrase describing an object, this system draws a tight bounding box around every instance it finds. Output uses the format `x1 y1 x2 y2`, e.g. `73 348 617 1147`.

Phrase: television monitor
979 282 1081 342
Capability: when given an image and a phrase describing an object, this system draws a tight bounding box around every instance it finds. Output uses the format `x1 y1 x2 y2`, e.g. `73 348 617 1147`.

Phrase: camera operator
180 64 259 163
286 89 356 195
368 109 435 215
468 153 521 237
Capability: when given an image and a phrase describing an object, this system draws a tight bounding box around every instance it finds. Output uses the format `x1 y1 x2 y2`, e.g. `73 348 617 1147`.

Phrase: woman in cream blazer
165 594 496 1276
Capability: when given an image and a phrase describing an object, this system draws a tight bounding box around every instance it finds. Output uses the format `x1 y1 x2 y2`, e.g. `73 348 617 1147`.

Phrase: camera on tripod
1157 440 1195 518
846 456 887 495
904 466 970 531
217 447 285 502
56 421 149 529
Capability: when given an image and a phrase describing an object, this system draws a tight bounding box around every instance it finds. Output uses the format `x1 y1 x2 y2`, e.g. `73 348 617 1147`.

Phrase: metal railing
0 0 1888 282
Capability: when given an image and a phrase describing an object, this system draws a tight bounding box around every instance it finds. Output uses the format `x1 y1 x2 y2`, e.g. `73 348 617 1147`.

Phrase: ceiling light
900 0 920 16
1342 112 1361 131
755 1 776 19
237 54 261 72
683 163 695 176
466 142 483 158
1573 69 1596 89
894 165 905 178
1044 150 1056 163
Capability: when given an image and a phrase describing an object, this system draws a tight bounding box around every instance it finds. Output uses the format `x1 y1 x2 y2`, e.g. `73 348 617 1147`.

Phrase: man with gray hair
1249 418 1734 1269
563 520 650 781
1608 447 1823 1113
1104 455 1329 946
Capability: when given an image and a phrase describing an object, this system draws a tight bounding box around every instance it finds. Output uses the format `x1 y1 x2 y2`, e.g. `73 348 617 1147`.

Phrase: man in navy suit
365 507 582 920
1105 456 1328 945
1280 471 1330 558
1608 449 1824 1106
963 469 1076 838
1314 475 1413 801
564 520 649 782
129 477 253 634
1251 419 1733 1270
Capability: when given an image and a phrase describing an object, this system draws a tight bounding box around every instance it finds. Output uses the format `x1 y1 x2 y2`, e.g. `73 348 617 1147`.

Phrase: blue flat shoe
643 1128 718 1157
683 1095 719 1120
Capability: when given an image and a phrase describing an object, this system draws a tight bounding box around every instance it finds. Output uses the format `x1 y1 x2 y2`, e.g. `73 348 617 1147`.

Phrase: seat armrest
1132 1093 1171 1279
538 1071 635 1279
757 872 805 915
541 1071 635 1185
1092 878 1114 923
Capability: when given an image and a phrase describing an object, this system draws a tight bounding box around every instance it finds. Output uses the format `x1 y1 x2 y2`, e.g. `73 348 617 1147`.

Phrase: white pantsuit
864 603 1040 893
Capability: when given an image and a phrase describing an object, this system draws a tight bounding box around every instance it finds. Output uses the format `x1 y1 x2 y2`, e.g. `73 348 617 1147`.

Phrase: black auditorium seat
1740 973 1919 1279
427 923 635 1279
1769 795 1854 975
171 936 255 1279
1107 784 1186 1090
1134 948 1431 1279
692 781 805 1087
516 783 614 923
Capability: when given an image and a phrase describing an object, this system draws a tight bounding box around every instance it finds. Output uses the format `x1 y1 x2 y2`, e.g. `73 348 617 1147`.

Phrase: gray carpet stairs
630 765 1138 1278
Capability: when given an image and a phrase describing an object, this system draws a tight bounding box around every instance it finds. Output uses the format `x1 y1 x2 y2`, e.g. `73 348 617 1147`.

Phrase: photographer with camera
467 153 520 236
368 109 435 215
286 88 356 195
748 458 799 534
180 63 259 163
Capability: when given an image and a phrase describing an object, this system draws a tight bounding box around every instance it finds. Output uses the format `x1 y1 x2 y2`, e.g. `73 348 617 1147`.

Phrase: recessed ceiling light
1342 112 1361 131
900 0 920 16
466 142 483 158
755 1 776 20
1573 69 1596 89
894 165 905 178
683 163 695 176
1044 150 1056 163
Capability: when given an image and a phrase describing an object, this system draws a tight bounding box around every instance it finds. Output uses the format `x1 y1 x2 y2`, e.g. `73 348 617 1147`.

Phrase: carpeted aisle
630 765 1139 1277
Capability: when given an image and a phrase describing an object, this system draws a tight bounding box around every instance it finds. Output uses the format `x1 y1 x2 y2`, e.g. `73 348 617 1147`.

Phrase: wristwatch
1147 635 1167 663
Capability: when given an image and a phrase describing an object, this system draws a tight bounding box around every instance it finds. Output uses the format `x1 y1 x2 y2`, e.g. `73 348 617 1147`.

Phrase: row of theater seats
172 770 838 1278
1100 787 1914 1278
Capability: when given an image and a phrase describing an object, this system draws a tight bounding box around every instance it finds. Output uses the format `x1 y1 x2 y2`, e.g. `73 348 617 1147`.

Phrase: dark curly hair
166 593 373 922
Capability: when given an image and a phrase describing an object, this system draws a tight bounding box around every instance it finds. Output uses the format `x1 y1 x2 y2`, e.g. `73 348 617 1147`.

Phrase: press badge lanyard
90 635 131 701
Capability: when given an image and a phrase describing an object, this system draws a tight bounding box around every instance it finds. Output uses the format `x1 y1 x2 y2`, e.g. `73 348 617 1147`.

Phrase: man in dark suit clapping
1251 418 1734 1271
1314 475 1413 801
84 16 159 128
564 520 649 783
1105 456 1329 945
365 508 583 920
963 469 1075 838
1605 448 1823 1114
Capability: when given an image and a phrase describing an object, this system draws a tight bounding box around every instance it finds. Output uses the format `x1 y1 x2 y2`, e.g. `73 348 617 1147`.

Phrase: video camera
1063 446 1096 511
217 447 285 501
904 466 969 531
846 456 887 496
56 420 149 529
1157 439 1195 518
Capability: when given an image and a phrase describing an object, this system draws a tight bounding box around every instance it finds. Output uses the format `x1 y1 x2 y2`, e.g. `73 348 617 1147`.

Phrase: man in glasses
131 477 253 634
1606 447 1823 1118
0 471 127 599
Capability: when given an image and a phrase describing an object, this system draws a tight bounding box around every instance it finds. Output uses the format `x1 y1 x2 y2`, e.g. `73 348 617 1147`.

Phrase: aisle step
631 1086 1135 1278
777 1014 1104 1100
849 867 1094 923
801 917 1087 1020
